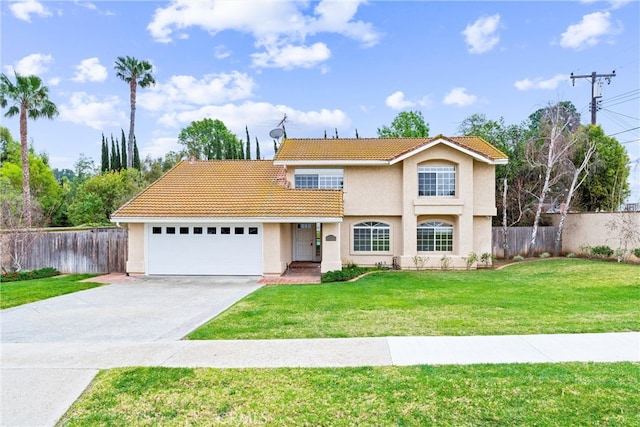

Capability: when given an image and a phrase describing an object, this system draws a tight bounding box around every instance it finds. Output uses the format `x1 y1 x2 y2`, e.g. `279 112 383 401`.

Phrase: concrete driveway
1 275 262 426
1 275 262 343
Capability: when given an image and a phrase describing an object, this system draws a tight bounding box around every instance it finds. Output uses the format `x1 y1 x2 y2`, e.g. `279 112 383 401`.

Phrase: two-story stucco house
111 135 507 275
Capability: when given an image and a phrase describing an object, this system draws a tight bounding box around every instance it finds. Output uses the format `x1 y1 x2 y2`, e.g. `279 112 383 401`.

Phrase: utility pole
570 71 616 125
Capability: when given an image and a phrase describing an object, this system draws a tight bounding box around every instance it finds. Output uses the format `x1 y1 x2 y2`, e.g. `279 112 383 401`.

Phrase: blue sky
2 0 639 202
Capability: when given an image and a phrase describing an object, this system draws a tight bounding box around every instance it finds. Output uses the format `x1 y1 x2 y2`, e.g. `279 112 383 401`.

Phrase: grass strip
59 362 640 426
0 274 101 309
189 259 639 339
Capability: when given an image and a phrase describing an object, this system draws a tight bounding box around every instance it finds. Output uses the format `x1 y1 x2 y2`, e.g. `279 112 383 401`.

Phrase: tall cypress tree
110 136 118 171
133 136 141 169
255 137 261 160
282 124 287 139
355 129 360 139
245 125 251 160
101 133 109 172
120 129 127 169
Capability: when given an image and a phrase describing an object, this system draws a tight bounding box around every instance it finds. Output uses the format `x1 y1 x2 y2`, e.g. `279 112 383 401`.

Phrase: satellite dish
269 128 284 139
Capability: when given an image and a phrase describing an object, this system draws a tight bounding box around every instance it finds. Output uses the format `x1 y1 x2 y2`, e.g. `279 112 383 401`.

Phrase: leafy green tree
458 114 532 226
0 137 62 224
0 73 58 226
178 118 243 160
377 110 429 138
576 125 630 211
529 101 581 134
140 151 183 185
67 169 144 225
114 56 155 168
1 125 14 163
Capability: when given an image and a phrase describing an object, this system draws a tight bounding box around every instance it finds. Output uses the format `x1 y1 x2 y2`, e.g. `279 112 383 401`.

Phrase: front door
294 223 315 261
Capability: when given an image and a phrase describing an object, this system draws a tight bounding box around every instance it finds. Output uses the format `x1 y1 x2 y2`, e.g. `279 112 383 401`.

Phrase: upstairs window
417 221 453 252
295 169 343 189
353 221 390 252
418 165 456 196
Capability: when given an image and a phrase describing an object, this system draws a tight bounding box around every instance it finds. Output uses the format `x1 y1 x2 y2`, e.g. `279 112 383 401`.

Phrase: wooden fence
1 227 127 274
492 226 558 259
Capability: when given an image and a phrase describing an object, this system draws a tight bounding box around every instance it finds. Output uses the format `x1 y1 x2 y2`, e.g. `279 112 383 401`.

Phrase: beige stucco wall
549 212 640 254
343 164 403 215
473 161 497 216
321 222 342 272
126 223 145 274
262 223 293 276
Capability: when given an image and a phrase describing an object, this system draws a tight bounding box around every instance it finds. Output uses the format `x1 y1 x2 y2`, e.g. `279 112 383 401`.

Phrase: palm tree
114 56 155 168
0 73 58 227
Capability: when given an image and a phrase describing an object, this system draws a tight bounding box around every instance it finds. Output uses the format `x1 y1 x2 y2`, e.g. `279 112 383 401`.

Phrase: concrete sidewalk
2 332 638 426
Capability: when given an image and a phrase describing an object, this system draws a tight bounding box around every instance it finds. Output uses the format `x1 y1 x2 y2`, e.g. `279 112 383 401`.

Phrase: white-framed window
295 169 343 189
353 221 390 252
417 221 453 252
418 165 456 196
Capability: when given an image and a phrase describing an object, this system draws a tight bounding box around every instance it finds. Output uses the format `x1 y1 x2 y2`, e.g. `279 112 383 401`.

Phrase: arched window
417 221 453 252
353 222 390 252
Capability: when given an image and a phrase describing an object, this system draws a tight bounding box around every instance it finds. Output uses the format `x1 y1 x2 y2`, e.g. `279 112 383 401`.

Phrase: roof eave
273 160 390 166
111 216 343 224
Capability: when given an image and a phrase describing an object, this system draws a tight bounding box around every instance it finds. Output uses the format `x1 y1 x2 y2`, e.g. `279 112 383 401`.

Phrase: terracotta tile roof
274 135 508 163
111 160 343 219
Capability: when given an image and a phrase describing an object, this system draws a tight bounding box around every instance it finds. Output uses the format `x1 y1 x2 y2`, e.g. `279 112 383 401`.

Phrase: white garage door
147 223 262 275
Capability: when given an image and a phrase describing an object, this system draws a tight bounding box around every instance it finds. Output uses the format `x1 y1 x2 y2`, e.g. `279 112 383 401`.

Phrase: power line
607 127 640 137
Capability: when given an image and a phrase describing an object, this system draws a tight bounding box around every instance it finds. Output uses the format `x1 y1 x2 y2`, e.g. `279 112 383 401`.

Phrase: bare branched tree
527 103 579 256
553 130 597 256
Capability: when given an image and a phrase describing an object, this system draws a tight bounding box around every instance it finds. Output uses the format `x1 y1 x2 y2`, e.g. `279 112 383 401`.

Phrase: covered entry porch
261 220 342 277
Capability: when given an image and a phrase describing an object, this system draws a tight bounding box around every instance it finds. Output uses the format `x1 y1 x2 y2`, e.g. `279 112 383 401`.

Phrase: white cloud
72 57 108 82
48 77 61 86
59 92 126 130
156 102 349 139
140 136 182 160
385 91 432 110
9 0 51 22
442 88 478 107
214 45 231 59
251 42 331 69
5 53 53 76
560 11 621 50
385 91 415 110
462 14 501 54
514 74 569 91
580 0 633 10
147 0 380 69
138 71 256 112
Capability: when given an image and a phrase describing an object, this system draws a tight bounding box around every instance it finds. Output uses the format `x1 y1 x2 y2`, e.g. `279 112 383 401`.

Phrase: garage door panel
147 224 262 275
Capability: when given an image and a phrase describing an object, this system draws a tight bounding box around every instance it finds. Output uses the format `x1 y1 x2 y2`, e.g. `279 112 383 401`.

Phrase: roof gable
274 135 508 165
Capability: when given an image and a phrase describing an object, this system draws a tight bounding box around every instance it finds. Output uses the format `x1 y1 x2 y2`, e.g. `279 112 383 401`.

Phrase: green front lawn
58 362 640 426
0 274 102 309
189 259 639 339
